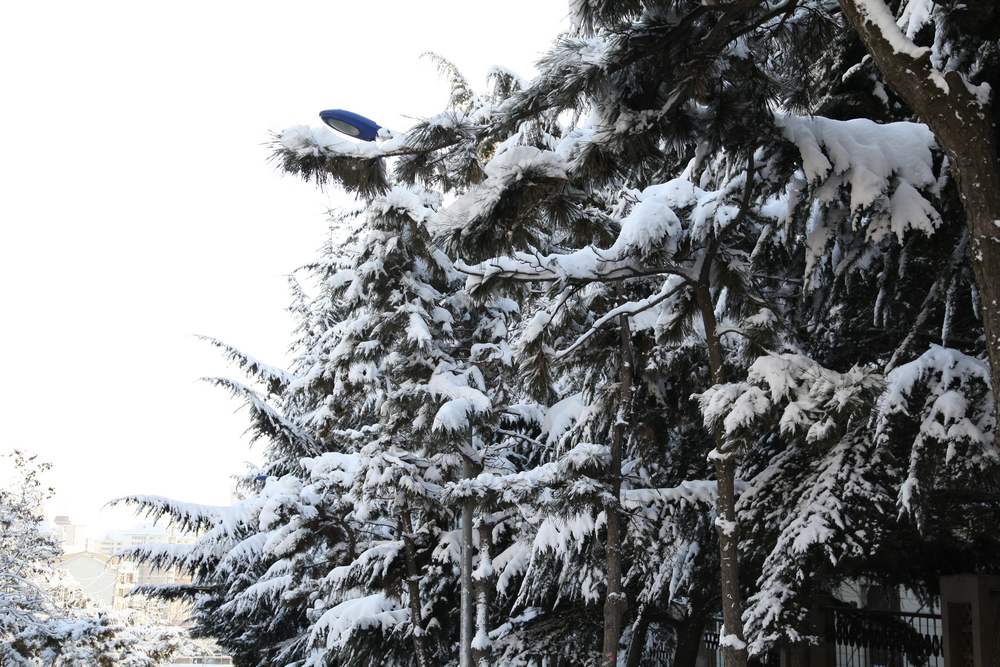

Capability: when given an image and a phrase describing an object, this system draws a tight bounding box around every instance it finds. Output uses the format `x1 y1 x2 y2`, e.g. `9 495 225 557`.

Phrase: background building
56 522 195 627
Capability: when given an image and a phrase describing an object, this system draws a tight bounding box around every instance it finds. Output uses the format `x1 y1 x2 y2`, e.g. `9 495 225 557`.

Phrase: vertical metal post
940 575 1000 667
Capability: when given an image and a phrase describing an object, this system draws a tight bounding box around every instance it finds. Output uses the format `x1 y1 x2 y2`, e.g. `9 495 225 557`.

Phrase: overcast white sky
0 1 568 538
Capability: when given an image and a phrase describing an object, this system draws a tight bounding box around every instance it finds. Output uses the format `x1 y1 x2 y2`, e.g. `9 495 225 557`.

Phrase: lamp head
319 109 381 142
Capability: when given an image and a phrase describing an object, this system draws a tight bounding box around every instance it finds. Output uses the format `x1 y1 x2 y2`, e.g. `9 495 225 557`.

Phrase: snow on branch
558 275 689 358
108 495 228 533
114 542 196 572
204 377 321 457
698 353 881 446
434 146 568 235
540 394 586 446
775 113 942 242
309 593 409 651
322 541 405 592
130 582 209 600
852 0 932 61
875 345 997 517
197 335 294 395
300 451 361 489
443 442 608 505
273 127 391 199
274 111 479 199
427 365 492 432
219 572 293 617
430 145 588 261
622 480 742 509
743 431 887 653
457 183 706 293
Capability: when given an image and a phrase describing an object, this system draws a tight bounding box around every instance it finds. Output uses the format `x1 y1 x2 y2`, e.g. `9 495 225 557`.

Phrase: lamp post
319 109 382 142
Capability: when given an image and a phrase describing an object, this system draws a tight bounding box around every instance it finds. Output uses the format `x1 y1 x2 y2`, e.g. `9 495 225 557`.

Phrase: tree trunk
625 603 651 667
400 509 430 667
602 313 635 667
713 453 747 667
625 604 710 667
460 456 476 667
839 0 1000 447
674 608 710 667
696 284 749 667
473 519 494 666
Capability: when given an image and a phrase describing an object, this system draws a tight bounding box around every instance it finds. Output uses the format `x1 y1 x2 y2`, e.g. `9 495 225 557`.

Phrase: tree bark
400 509 431 667
460 456 476 667
839 0 1000 447
473 519 494 666
696 284 749 667
602 313 635 667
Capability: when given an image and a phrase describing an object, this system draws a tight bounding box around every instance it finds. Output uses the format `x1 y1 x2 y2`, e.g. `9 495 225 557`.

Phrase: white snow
406 312 433 347
459 178 714 288
776 114 937 219
433 146 567 237
623 480 725 508
427 366 492 432
311 593 408 649
898 0 933 39
540 394 586 445
376 185 439 225
719 634 747 651
278 125 408 161
854 0 930 58
714 517 738 537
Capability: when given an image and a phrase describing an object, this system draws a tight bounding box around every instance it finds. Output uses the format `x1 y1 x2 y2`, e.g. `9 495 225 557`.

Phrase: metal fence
702 616 724 667
824 606 944 667
698 606 944 667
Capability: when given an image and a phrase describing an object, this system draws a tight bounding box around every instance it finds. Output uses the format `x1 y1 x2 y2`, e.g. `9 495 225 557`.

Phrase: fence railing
699 616 779 667
824 607 944 667
702 616 724 667
698 606 944 667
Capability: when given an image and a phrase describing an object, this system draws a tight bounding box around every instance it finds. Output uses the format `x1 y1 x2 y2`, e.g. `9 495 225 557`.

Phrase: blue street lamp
319 109 382 142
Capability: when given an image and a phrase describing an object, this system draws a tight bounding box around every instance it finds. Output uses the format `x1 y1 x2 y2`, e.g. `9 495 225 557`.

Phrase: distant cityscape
51 516 195 628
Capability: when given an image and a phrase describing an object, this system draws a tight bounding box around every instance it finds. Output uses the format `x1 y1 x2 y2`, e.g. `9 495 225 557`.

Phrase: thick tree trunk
400 510 431 667
602 313 635 667
839 0 1000 447
696 284 749 667
460 456 476 667
473 519 494 666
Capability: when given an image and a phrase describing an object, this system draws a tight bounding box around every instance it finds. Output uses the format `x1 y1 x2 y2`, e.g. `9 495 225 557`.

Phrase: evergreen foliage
120 3 1000 666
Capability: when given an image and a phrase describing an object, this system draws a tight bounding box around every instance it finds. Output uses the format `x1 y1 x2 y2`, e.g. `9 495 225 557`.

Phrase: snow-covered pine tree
437 3 999 663
273 59 550 667
116 187 458 666
121 4 1000 665
120 149 520 666
267 7 830 664
265 13 834 666
312 182 477 667
115 227 362 665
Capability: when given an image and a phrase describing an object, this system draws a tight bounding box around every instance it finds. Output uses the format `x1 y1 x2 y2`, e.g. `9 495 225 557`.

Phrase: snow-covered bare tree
0 450 179 666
